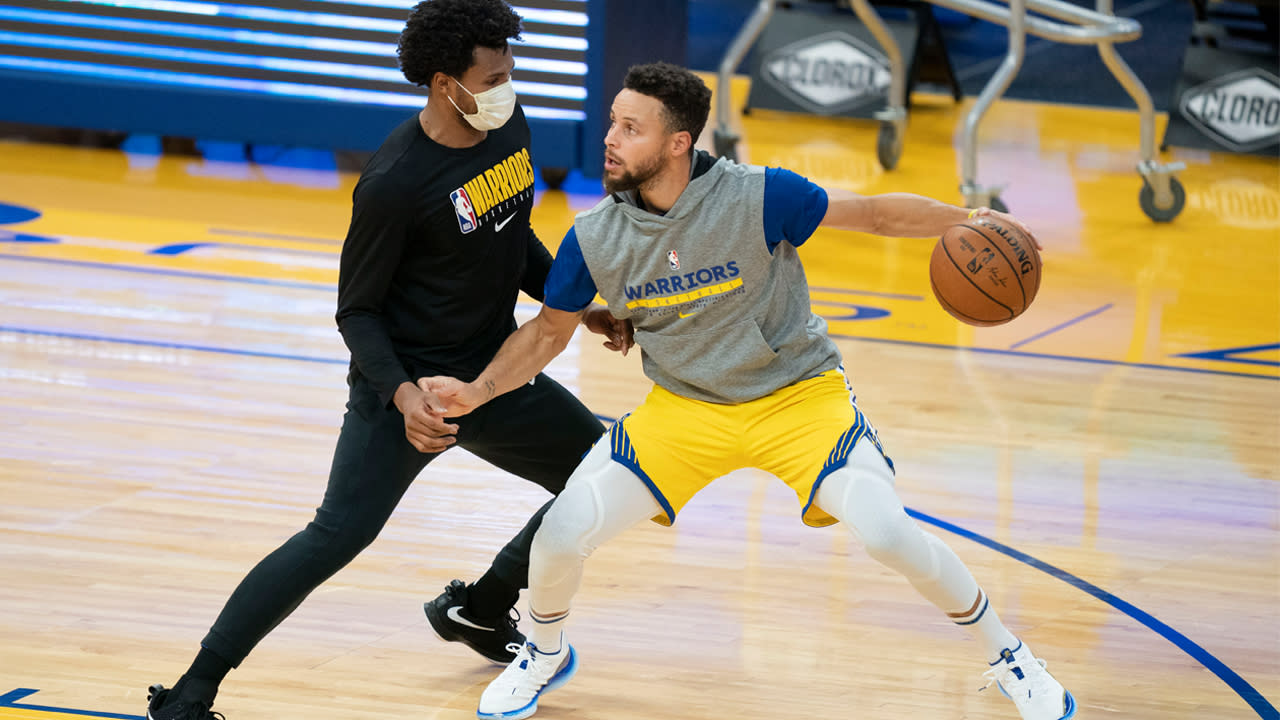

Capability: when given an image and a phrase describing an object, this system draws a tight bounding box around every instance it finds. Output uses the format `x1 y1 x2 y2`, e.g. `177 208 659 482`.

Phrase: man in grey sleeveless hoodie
422 63 1076 720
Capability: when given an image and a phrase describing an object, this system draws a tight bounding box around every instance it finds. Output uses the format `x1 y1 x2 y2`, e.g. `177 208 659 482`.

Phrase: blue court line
207 227 342 245
149 242 212 256
907 508 1278 719
149 241 335 257
2 253 1275 381
0 325 348 365
0 688 143 718
603 410 1273 717
1176 343 1280 368
0 253 333 291
0 448 1272 717
829 332 1279 381
4 320 607 419
1009 303 1113 350
0 232 58 243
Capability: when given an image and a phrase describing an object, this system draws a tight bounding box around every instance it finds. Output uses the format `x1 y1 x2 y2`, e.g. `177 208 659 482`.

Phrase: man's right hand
393 381 458 453
417 376 486 417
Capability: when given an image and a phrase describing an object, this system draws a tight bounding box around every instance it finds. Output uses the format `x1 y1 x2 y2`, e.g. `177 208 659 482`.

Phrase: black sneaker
146 684 224 720
424 579 524 664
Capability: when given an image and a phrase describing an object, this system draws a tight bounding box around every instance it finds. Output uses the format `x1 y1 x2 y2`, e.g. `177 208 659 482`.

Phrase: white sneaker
477 640 578 720
982 641 1076 720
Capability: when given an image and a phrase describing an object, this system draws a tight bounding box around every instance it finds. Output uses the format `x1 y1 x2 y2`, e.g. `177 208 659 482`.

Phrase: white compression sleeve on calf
526 439 664 650
815 440 1019 660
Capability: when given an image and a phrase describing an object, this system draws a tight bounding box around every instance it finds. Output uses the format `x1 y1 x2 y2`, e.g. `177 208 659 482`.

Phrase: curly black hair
623 62 713 144
398 0 522 87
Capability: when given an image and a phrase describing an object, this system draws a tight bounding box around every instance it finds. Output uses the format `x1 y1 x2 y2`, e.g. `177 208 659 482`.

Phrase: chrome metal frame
714 0 775 156
712 0 1185 216
931 0 1184 208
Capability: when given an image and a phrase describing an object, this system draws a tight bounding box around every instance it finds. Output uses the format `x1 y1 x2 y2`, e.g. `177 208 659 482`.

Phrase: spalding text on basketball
978 221 1035 276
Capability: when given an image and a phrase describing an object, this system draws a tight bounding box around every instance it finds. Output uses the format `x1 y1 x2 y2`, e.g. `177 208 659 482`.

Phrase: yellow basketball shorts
607 368 894 527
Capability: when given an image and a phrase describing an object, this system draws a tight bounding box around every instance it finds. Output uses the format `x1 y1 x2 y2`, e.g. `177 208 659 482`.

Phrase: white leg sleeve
815 439 982 613
528 439 664 625
815 440 1020 659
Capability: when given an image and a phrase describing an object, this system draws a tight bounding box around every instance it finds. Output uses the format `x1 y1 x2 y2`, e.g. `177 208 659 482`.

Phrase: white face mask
449 77 516 131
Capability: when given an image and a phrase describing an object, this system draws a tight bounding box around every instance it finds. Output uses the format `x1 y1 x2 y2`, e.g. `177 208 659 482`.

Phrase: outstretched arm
423 304 584 416
423 225 628 414
821 188 1040 248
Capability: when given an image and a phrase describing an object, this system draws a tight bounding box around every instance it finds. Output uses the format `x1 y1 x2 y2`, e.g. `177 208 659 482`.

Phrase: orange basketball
929 217 1041 326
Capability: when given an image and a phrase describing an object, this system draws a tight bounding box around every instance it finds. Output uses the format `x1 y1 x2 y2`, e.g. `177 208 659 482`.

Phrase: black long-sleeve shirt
336 105 552 407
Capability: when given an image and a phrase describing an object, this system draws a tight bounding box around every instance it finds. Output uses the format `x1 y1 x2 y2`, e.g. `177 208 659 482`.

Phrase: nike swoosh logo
447 605 496 631
494 213 516 232
679 311 698 318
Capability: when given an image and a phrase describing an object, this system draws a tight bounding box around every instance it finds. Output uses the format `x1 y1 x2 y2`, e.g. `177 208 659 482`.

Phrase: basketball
929 217 1042 326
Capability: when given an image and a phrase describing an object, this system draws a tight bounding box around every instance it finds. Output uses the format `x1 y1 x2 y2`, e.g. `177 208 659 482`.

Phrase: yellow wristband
968 208 980 218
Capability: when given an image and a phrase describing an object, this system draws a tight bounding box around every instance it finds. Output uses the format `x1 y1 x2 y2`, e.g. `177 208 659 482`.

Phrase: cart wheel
713 129 738 161
1139 176 1185 223
541 167 568 190
876 121 902 171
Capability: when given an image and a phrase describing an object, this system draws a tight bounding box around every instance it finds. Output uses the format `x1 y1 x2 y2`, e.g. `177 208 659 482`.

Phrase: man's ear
670 130 693 157
430 71 452 97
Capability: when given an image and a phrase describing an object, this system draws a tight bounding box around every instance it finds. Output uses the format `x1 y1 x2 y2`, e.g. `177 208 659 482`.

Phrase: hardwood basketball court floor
0 79 1276 719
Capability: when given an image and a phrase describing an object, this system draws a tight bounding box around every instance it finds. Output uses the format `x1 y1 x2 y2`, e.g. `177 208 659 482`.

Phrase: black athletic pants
200 372 605 667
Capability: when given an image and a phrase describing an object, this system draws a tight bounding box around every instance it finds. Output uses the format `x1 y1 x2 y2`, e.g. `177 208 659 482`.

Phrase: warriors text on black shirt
335 105 553 407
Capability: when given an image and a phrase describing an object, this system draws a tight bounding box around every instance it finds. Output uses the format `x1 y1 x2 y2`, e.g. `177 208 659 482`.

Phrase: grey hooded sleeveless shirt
573 155 841 404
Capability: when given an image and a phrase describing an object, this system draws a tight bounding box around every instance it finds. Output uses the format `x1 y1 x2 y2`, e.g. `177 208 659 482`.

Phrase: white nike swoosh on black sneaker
447 605 496 631
494 213 516 232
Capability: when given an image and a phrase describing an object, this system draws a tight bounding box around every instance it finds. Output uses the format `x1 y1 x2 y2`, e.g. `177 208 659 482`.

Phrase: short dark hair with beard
398 0 522 87
623 62 713 144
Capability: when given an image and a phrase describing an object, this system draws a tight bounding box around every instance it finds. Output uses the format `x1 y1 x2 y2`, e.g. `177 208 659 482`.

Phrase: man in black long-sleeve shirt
143 3 628 718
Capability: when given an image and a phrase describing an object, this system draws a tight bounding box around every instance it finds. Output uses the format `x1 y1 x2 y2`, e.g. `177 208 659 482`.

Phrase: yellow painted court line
0 710 89 719
0 704 139 719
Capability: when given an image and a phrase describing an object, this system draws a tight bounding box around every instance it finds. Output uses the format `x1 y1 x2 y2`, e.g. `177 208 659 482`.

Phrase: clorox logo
1190 178 1280 229
1180 69 1280 151
762 31 890 114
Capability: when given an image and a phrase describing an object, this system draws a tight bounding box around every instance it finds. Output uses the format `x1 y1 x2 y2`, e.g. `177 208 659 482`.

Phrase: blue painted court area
0 688 143 719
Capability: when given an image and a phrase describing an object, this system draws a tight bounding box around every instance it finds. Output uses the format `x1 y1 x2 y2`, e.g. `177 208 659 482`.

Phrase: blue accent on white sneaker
993 682 1077 719
476 643 578 720
1061 689 1077 719
983 641 1075 720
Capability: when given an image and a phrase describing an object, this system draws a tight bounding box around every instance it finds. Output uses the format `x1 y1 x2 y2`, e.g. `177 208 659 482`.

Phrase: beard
603 151 664 195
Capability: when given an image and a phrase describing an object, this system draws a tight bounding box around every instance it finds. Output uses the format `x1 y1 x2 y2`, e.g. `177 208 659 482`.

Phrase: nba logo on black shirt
451 187 478 234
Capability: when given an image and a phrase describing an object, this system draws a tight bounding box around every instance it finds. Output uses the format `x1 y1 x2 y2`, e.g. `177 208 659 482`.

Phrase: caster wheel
876 121 902 170
1139 176 1185 223
540 167 568 190
713 129 738 161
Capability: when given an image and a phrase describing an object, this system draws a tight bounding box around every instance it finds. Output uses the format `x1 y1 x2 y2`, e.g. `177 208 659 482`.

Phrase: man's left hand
582 305 634 356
